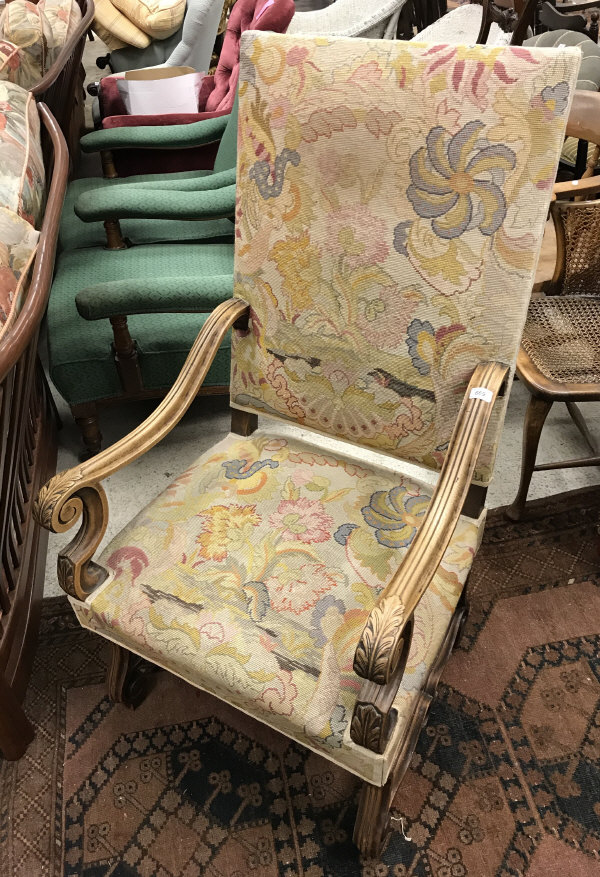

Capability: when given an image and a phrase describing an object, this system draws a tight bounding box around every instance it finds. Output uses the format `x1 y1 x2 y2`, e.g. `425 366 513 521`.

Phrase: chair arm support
33 298 249 601
553 176 600 200
353 361 509 686
76 276 234 320
75 184 237 223
80 113 229 153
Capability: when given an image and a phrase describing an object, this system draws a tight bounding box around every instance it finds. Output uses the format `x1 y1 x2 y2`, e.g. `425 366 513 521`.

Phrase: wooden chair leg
354 777 395 857
107 643 151 708
565 401 597 454
72 403 102 458
506 395 553 522
0 674 34 760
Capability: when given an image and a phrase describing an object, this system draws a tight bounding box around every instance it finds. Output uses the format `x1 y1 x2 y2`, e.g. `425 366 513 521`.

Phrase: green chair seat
59 172 235 252
48 242 234 406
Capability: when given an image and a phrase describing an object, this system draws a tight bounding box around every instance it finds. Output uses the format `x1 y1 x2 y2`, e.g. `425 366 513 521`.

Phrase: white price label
469 387 493 403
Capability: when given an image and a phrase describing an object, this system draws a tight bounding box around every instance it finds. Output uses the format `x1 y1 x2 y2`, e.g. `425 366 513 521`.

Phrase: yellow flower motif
270 232 321 306
196 504 261 562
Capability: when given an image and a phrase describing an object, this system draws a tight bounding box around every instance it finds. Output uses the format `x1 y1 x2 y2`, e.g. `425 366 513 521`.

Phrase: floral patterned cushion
0 204 39 340
0 0 58 88
0 82 45 226
71 429 482 785
230 35 580 484
38 0 82 52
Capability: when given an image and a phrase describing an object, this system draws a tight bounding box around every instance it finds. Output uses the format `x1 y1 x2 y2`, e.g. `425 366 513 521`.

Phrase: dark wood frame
0 106 69 761
399 0 538 43
31 0 95 163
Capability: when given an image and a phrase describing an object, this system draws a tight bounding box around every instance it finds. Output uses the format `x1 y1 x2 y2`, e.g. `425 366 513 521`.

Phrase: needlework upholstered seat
35 34 579 855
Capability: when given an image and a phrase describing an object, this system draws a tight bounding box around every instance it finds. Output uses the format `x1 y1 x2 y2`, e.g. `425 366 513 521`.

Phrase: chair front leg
110 315 143 394
506 395 553 521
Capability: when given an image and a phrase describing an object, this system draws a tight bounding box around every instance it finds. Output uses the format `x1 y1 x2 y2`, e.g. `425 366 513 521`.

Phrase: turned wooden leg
0 674 35 760
506 396 553 522
107 644 150 708
72 403 102 458
104 219 128 250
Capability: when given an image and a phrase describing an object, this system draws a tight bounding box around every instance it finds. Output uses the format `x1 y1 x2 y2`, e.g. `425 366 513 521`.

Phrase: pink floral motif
266 561 340 614
106 546 149 583
269 497 333 543
328 205 389 269
256 670 298 716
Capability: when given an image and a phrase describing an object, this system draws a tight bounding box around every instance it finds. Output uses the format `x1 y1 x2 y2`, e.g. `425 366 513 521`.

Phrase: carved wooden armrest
34 299 249 601
350 361 508 753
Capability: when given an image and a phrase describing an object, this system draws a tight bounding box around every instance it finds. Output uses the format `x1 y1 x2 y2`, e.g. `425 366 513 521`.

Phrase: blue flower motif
362 485 429 549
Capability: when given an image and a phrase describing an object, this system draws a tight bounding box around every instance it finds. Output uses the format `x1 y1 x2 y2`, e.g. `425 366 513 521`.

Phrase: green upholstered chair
46 104 239 456
59 100 239 252
35 33 579 857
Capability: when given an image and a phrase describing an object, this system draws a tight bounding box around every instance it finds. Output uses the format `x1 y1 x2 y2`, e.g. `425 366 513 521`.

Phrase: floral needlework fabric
230 36 580 484
72 430 482 784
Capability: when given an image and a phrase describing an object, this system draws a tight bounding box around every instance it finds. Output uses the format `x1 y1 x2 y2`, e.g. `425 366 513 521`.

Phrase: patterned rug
2 488 600 877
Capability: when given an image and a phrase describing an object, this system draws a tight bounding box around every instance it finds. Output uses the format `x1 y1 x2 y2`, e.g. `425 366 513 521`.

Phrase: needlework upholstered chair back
231 35 580 485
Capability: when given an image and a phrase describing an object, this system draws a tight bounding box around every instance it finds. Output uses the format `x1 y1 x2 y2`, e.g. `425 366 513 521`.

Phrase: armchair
95 0 294 176
35 33 579 855
506 91 600 520
58 101 237 252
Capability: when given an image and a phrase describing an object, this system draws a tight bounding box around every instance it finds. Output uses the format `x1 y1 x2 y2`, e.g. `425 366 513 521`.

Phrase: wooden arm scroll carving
34 298 250 601
353 361 509 690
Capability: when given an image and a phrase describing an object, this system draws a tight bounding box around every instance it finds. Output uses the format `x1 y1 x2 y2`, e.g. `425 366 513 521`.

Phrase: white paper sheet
116 71 204 116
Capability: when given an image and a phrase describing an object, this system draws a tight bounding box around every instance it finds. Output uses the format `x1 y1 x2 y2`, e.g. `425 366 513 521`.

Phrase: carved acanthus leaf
350 703 388 754
353 596 406 685
33 468 85 531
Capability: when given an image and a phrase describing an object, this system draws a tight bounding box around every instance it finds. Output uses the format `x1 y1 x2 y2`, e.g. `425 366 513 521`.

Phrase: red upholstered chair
96 0 295 176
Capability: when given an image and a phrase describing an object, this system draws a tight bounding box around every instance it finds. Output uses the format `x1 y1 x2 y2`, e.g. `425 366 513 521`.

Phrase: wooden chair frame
31 0 95 163
0 106 69 760
506 92 600 520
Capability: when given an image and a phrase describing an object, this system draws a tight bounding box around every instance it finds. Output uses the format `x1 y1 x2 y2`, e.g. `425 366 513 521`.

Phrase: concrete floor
42 41 600 597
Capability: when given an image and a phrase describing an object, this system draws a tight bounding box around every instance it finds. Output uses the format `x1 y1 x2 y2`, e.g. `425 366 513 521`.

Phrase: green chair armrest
74 183 236 222
80 113 230 153
94 167 237 193
75 275 234 320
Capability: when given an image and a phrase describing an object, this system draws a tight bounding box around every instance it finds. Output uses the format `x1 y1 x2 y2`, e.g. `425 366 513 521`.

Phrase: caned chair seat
71 428 481 784
412 4 511 45
520 296 600 386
